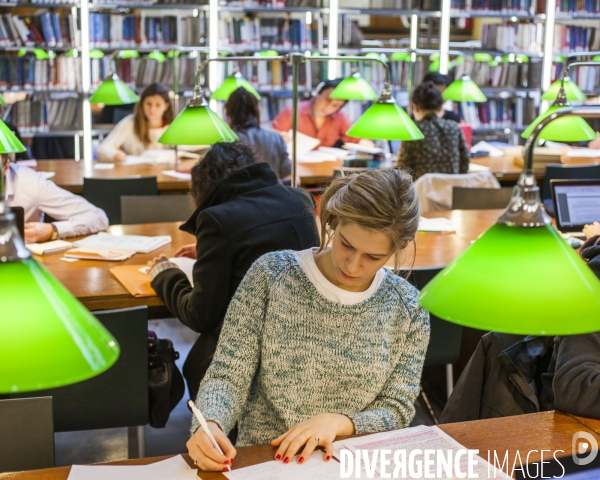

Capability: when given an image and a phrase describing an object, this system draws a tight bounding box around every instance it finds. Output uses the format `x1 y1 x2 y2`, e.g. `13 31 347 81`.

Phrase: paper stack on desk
64 246 136 261
27 240 72 256
74 233 171 254
67 455 197 480
418 216 456 233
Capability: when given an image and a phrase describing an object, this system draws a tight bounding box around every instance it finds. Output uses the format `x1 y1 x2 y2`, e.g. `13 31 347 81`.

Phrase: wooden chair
0 397 55 473
11 307 149 459
83 177 158 224
452 187 513 210
121 195 195 224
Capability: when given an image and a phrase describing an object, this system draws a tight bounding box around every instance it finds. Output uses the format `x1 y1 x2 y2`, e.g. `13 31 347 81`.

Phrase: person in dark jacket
225 87 291 180
421 72 461 123
148 142 319 399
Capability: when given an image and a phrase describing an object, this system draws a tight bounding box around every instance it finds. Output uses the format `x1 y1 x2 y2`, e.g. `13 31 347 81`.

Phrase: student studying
186 169 430 472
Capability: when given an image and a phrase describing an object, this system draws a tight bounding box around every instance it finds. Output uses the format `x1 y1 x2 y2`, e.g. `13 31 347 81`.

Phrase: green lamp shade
0 93 4 105
419 224 600 335
211 74 260 101
541 78 587 101
89 75 140 105
0 258 120 393
159 104 238 145
347 102 424 141
0 119 26 154
442 76 487 102
521 105 596 141
147 51 165 63
330 74 378 101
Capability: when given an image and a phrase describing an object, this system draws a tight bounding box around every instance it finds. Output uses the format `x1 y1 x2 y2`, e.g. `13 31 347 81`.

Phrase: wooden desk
471 155 545 183
35 160 197 194
38 210 499 313
1 411 596 479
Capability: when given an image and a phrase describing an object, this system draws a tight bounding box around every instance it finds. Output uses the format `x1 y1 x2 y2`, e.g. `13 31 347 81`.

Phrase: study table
36 209 502 315
0 411 596 479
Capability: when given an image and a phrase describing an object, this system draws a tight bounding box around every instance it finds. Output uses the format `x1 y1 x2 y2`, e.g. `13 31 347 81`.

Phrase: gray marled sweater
193 251 430 447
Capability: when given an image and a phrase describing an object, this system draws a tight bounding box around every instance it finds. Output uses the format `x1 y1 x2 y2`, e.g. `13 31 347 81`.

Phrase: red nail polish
283 457 290 464
298 457 304 464
224 459 229 465
230 458 234 464
275 454 281 460
223 467 229 472
326 456 331 461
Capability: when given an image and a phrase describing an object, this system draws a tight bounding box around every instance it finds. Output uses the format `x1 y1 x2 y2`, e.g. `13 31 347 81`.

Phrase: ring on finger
313 436 320 444
194 459 198 466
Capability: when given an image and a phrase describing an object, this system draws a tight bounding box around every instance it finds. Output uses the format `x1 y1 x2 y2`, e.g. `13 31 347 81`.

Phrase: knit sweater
193 251 430 447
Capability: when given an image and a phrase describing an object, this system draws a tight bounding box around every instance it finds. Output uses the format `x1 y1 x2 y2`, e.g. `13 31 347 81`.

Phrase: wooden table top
1 411 596 479
472 155 545 183
34 159 198 194
38 210 500 312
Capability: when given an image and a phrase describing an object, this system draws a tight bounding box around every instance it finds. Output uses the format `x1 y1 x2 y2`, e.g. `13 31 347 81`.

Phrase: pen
188 400 231 472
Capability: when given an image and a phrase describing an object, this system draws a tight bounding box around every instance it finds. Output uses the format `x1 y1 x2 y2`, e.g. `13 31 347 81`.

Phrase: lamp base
498 173 551 227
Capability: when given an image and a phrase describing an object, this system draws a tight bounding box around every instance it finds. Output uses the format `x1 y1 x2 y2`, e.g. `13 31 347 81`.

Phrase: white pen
188 400 231 472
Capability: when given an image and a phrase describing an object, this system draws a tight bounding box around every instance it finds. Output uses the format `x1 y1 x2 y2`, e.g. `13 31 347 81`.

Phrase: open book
74 233 171 254
124 149 202 166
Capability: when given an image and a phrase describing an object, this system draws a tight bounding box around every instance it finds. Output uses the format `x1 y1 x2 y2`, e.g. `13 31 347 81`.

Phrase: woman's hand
175 243 197 259
583 221 600 239
588 133 600 149
114 149 127 163
148 254 169 271
24 222 53 243
187 421 236 471
270 413 354 464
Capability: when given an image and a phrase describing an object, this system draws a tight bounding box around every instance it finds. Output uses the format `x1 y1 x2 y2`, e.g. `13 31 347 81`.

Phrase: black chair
11 307 149 459
0 397 55 473
452 187 513 210
120 195 195 224
405 267 463 400
541 164 600 217
83 177 158 225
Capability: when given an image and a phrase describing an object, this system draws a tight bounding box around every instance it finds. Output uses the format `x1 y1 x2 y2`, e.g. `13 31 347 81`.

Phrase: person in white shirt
4 162 109 243
97 83 174 163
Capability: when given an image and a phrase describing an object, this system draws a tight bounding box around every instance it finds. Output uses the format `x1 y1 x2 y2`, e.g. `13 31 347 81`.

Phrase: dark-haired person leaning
398 81 470 179
147 142 319 399
225 87 291 180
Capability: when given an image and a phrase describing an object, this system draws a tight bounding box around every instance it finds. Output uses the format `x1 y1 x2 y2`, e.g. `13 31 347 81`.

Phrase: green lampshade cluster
521 104 596 141
159 103 238 145
89 74 140 105
347 101 424 141
330 73 378 101
419 224 600 334
0 258 120 393
211 72 260 101
0 119 26 154
542 78 587 102
442 76 487 103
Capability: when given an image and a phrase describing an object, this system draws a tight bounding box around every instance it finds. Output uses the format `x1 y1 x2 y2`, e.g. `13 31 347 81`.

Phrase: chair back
121 195 195 224
83 177 158 224
414 172 500 212
405 268 463 366
452 187 513 210
542 164 600 201
11 307 149 432
0 397 55 473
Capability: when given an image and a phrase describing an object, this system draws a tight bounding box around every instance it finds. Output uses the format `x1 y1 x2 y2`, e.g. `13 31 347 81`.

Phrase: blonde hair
318 169 420 272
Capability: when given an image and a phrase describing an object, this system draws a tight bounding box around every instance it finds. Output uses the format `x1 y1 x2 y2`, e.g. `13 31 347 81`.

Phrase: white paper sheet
139 256 195 285
40 171 56 179
286 130 321 159
418 216 456 233
470 141 504 157
64 246 136 261
161 170 192 181
565 148 600 158
67 455 197 480
223 453 342 480
93 163 116 170
468 162 491 172
27 240 72 255
343 142 384 155
74 232 171 254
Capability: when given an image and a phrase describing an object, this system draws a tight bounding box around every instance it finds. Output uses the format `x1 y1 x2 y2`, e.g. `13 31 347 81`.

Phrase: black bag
148 331 185 428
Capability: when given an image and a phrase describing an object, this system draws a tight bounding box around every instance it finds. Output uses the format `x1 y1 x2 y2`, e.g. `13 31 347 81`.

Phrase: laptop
550 179 600 239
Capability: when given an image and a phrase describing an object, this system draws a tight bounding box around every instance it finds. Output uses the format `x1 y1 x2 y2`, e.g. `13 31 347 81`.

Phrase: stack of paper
161 170 192 181
67 455 197 480
564 148 600 158
64 246 136 261
28 240 72 256
343 142 384 155
418 216 456 233
124 149 202 166
74 233 171 254
285 130 321 159
470 141 504 157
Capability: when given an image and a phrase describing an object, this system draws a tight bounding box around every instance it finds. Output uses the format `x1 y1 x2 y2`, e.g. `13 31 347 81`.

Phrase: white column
541 0 556 113
327 0 339 79
439 0 450 74
79 3 92 168
209 0 219 111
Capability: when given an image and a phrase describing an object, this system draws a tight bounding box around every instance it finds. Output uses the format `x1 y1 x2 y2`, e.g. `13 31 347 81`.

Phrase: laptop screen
552 180 600 231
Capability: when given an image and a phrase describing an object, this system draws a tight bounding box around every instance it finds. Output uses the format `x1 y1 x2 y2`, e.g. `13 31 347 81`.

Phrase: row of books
480 23 544 53
456 97 537 129
552 61 600 92
542 0 600 14
0 12 79 48
0 54 81 90
450 0 535 13
4 97 82 133
552 25 600 53
89 0 321 6
218 15 317 51
339 15 363 48
468 58 543 89
89 13 183 48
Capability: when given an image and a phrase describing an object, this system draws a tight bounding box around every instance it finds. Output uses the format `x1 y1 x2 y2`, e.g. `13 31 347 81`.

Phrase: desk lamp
0 120 119 393
418 104 600 334
330 71 378 102
89 51 140 105
211 71 261 101
540 53 600 102
442 75 487 103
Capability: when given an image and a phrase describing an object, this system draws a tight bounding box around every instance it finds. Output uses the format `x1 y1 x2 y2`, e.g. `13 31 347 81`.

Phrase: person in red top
272 78 365 148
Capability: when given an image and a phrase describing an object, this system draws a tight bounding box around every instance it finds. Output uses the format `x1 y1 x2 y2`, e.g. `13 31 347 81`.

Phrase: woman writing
98 83 174 163
225 87 291 179
398 81 470 179
186 169 430 471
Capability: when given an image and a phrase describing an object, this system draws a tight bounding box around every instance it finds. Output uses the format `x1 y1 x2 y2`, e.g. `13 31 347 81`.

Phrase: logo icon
572 432 599 466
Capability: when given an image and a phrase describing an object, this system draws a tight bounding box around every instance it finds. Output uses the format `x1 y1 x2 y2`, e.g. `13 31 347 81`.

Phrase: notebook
551 179 600 236
28 240 72 256
74 233 171 254
64 246 136 261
